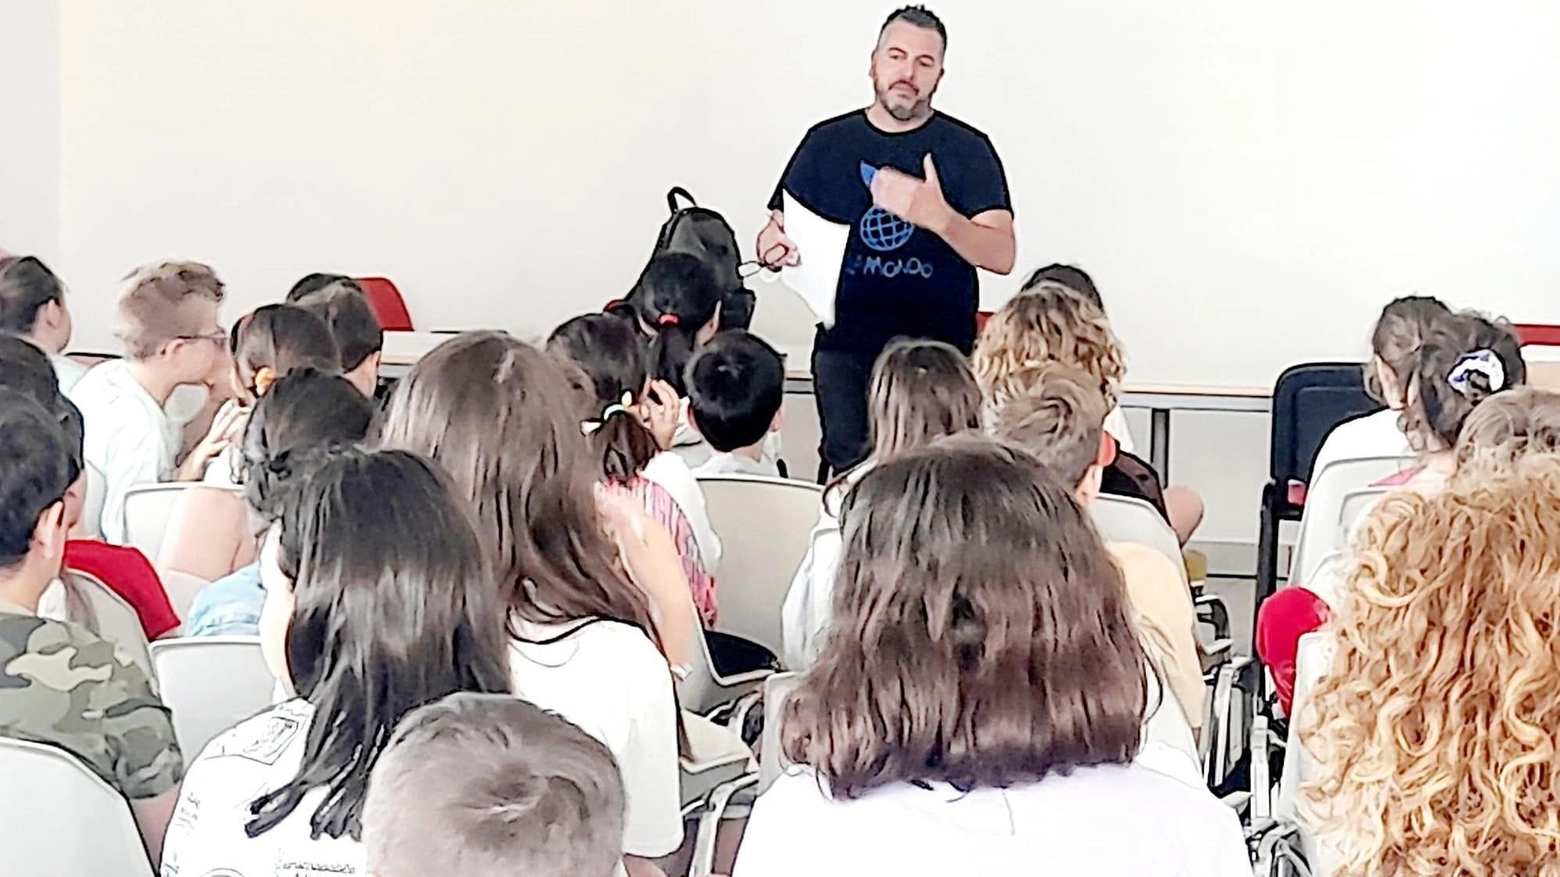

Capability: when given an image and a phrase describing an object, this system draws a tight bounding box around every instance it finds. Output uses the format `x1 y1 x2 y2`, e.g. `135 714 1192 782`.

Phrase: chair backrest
758 671 802 793
696 475 824 659
1337 487 1390 542
149 636 276 759
356 276 414 331
1289 456 1413 585
0 737 154 877
37 571 155 681
122 483 197 562
1088 495 1186 585
1515 323 1560 347
1276 632 1339 871
81 462 107 540
1269 363 1381 487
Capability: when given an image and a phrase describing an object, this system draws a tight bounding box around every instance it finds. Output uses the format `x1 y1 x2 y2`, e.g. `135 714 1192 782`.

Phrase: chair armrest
690 772 761 877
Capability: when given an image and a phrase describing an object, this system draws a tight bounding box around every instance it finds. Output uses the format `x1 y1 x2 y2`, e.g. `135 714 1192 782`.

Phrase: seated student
0 254 86 391
686 330 786 478
68 261 234 543
736 439 1249 877
1309 296 1451 477
0 391 182 867
547 314 722 624
286 275 384 397
160 449 512 875
363 693 628 877
973 278 1205 544
782 339 983 668
1454 385 1560 470
379 333 690 872
985 363 1204 733
180 371 375 637
1301 456 1560 876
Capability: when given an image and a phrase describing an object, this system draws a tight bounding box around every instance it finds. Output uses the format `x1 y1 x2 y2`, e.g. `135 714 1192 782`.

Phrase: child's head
687 330 785 455
0 390 77 592
1454 387 1560 472
115 260 228 383
0 255 71 353
0 333 62 409
1366 296 1453 408
379 333 659 641
1020 263 1103 310
289 279 384 397
253 448 512 842
785 437 1146 798
628 253 724 396
229 304 341 404
868 338 982 462
545 313 660 483
985 363 1111 503
363 692 626 877
1400 312 1526 454
241 370 376 525
973 280 1125 407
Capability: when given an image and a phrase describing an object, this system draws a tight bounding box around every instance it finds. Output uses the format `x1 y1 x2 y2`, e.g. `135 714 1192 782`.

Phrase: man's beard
878 82 929 121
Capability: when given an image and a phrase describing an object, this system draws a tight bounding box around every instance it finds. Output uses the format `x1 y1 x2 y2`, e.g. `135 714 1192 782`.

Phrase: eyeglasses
176 329 228 346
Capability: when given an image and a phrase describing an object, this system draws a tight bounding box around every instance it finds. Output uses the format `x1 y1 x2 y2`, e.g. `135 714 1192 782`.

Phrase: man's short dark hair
0 390 78 568
291 282 384 372
285 273 360 302
687 331 785 453
881 5 947 50
0 256 66 335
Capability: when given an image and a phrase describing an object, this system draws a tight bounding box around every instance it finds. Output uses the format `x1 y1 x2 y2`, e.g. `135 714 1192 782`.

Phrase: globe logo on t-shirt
858 162 915 252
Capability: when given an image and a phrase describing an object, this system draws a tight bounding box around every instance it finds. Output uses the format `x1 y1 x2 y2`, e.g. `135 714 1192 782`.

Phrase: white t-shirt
49 353 88 394
161 698 368 877
69 360 181 544
1309 408 1408 481
694 449 781 479
508 615 684 858
735 762 1249 877
780 466 872 669
640 451 723 572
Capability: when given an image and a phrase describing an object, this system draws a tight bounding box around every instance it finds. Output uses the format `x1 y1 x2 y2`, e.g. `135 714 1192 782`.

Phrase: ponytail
630 253 723 396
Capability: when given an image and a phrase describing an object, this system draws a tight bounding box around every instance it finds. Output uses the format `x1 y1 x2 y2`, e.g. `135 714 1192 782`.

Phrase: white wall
0 0 60 259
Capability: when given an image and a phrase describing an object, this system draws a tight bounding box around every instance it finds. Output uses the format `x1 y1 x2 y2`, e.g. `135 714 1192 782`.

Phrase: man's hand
871 154 954 233
756 211 800 268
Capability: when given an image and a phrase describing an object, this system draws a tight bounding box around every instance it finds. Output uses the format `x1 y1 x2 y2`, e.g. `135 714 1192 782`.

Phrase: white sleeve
781 512 841 670
641 452 722 571
733 773 816 877
95 420 166 545
618 653 685 858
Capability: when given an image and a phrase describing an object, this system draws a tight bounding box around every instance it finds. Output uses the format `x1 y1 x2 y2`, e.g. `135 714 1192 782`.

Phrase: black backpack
644 187 756 330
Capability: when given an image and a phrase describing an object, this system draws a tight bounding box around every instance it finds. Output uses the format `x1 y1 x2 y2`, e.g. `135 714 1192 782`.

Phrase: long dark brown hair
868 338 983 461
377 332 660 644
785 436 1147 798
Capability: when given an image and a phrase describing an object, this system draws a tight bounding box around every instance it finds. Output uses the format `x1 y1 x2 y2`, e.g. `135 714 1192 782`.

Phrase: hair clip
599 392 636 422
656 313 681 327
1447 349 1506 397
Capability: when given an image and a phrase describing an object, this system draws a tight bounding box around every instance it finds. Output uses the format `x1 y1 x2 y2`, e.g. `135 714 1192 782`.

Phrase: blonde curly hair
1301 455 1560 875
972 280 1125 407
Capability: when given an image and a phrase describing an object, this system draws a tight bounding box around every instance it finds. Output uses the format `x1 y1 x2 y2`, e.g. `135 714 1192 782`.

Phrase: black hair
241 370 377 522
1404 312 1527 452
290 282 384 372
286 273 360 302
627 253 723 396
687 330 785 453
0 256 65 335
0 333 62 410
881 5 947 51
247 447 512 842
1024 264 1103 310
0 390 78 568
231 304 341 400
545 314 661 482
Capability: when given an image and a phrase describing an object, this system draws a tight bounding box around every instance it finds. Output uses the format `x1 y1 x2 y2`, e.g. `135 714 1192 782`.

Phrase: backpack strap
666 187 698 214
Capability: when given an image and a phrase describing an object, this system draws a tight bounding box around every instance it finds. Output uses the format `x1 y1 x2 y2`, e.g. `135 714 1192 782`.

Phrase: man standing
759 5 1015 475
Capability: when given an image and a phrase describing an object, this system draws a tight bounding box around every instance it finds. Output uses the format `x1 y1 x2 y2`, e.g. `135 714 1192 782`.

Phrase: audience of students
782 338 983 668
68 261 234 543
686 331 786 478
286 275 385 396
180 371 376 636
0 390 183 867
362 692 628 877
0 255 85 391
547 313 722 624
738 439 1249 877
161 448 512 876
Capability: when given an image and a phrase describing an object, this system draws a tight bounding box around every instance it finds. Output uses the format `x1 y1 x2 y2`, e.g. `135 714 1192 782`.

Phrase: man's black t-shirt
769 110 1011 355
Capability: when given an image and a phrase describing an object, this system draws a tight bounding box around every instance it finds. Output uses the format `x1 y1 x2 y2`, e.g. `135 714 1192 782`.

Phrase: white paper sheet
780 191 849 328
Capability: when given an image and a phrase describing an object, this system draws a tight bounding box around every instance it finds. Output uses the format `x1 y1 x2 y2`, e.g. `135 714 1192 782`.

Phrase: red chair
976 310 994 334
1515 324 1560 347
355 277 414 331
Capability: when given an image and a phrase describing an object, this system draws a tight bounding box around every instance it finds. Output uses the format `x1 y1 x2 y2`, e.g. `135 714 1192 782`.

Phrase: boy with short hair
686 331 785 478
362 692 627 877
0 390 182 867
69 260 232 543
287 277 384 397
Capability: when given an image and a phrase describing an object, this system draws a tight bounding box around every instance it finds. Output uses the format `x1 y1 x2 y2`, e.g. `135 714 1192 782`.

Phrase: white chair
121 483 198 561
696 475 824 660
149 636 275 759
1337 486 1389 541
678 592 773 717
156 568 210 621
0 737 154 877
1274 632 1339 873
37 571 154 681
757 671 803 793
81 462 108 540
1289 456 1414 587
1089 495 1186 586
